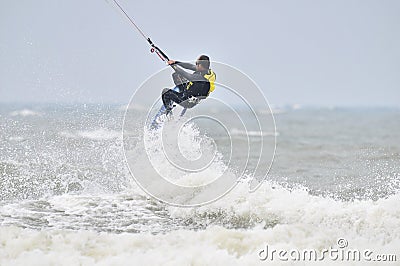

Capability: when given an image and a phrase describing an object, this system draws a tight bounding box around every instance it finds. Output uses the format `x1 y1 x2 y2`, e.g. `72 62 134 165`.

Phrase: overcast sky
0 0 399 107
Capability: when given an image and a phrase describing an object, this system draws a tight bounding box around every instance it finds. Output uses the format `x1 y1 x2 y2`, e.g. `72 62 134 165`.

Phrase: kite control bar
147 38 170 62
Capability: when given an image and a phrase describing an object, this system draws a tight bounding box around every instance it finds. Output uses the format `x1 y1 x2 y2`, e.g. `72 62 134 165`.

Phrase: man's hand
167 60 176 65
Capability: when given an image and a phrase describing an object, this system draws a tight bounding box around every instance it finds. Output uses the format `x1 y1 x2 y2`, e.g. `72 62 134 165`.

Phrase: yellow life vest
204 69 216 94
186 69 216 95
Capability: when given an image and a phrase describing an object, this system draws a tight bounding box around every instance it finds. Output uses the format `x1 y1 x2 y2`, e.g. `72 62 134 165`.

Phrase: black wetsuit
162 62 212 111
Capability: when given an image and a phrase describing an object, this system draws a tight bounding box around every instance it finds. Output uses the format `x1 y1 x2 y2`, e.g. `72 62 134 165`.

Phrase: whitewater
0 104 399 265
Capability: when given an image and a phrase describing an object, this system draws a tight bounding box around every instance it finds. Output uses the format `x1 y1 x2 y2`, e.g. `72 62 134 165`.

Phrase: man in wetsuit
150 55 216 128
162 55 216 114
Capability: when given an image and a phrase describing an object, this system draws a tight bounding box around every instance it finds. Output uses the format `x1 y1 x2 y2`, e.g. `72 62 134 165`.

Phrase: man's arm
171 65 202 81
175 61 197 71
167 60 196 71
168 60 203 81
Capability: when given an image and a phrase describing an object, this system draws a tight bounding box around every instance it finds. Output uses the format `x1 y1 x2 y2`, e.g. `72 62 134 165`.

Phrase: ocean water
0 103 399 265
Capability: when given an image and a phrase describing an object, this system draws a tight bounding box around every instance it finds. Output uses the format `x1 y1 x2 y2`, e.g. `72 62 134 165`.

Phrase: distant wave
118 104 147 111
60 129 122 140
230 128 279 137
9 109 41 117
8 136 25 142
257 108 286 115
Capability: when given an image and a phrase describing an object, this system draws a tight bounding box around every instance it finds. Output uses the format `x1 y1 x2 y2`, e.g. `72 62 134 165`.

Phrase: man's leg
150 87 183 128
162 88 185 114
